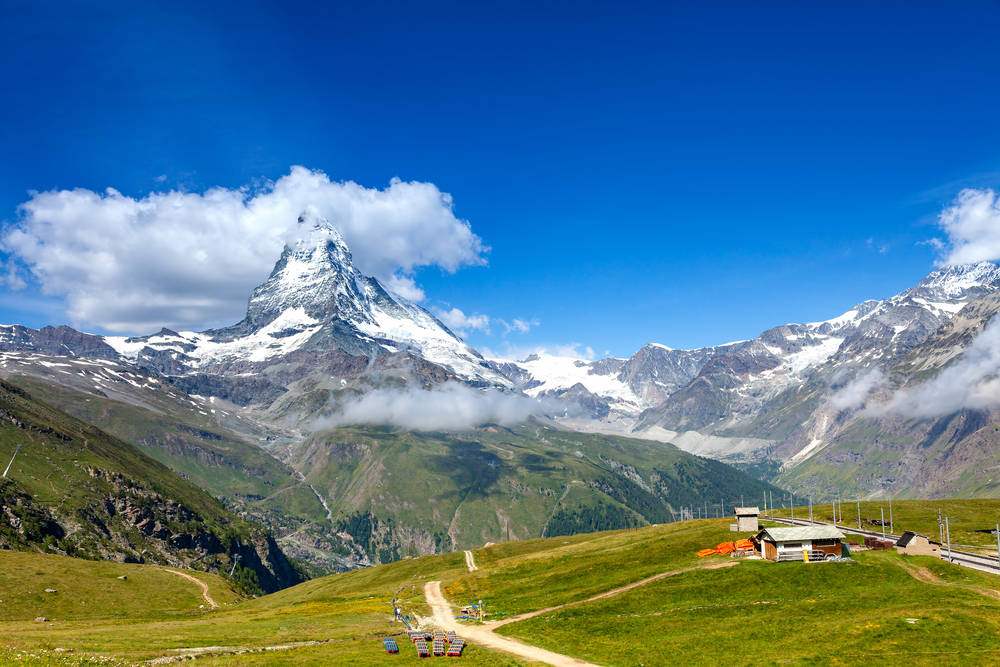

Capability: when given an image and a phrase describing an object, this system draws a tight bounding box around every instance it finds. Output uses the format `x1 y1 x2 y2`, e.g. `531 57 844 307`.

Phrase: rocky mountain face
489 262 1000 499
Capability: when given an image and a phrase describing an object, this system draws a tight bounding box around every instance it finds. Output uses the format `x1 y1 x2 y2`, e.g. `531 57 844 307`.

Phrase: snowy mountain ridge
105 214 508 387
489 261 1000 431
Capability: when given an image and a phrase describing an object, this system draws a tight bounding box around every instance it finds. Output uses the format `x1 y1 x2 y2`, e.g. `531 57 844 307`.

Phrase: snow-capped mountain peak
910 261 1000 299
106 214 509 386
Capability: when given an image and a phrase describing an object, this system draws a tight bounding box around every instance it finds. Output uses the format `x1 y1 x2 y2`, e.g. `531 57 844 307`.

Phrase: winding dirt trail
163 568 218 609
464 549 478 572
424 560 739 666
895 560 1000 601
491 560 738 628
425 581 597 667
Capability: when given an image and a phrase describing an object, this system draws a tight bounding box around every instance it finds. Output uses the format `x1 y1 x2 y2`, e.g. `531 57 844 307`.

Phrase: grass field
4 507 1000 665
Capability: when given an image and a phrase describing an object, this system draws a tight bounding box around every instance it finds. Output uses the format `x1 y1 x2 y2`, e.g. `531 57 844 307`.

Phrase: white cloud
936 188 1000 266
312 382 543 431
432 307 490 336
2 166 485 333
828 368 886 411
871 315 1000 418
499 317 539 335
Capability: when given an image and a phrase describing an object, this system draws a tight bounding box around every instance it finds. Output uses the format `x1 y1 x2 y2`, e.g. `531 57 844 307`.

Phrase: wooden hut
733 506 760 532
895 531 941 557
755 525 845 562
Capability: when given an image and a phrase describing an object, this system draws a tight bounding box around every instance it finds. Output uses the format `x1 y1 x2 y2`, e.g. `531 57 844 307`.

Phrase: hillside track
424 580 598 667
491 560 738 628
464 550 478 572
425 561 738 666
162 569 218 609
769 516 1000 575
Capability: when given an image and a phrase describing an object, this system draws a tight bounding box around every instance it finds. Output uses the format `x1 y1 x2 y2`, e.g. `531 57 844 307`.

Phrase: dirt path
163 568 218 609
895 560 1000 601
464 550 478 572
492 560 738 628
425 581 598 667
424 561 737 665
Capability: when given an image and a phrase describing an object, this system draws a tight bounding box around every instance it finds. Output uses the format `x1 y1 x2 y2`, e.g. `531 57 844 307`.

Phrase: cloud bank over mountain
2 167 485 333
937 188 1000 266
312 382 546 431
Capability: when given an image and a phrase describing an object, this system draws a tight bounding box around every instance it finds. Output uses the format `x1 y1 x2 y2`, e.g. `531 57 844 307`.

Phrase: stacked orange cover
714 541 736 554
734 538 754 550
696 548 717 557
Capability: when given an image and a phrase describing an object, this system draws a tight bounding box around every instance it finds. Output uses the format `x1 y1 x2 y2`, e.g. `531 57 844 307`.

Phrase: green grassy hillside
292 421 782 561
0 380 301 592
4 504 1000 664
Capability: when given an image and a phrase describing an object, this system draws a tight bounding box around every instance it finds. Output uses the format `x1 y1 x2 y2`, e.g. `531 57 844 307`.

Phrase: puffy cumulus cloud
828 368 886 411
313 382 543 431
432 307 490 337
936 188 1000 266
872 316 1000 418
2 167 485 333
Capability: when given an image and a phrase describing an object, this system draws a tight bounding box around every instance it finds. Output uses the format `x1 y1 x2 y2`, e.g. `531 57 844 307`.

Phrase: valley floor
5 511 1000 665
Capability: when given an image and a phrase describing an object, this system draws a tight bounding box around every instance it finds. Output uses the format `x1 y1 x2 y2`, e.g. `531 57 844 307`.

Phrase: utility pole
229 554 242 578
946 516 952 562
995 522 999 566
763 491 767 516
832 501 836 525
889 498 894 536
938 508 943 546
857 498 861 529
881 508 886 540
2 445 21 478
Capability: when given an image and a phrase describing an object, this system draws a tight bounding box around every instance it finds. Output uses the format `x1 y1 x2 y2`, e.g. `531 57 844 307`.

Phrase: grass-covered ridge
0 380 301 592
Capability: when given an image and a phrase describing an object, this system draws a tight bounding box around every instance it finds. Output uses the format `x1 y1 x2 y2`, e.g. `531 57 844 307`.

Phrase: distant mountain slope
775 289 1000 499
288 420 781 561
487 263 1000 496
0 379 302 592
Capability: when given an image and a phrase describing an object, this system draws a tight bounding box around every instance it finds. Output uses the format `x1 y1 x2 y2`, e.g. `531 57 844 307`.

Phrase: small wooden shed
734 506 760 532
755 525 845 562
895 531 941 557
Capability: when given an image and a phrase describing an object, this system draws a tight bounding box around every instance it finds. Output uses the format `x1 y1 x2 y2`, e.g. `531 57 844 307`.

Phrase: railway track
768 516 1000 575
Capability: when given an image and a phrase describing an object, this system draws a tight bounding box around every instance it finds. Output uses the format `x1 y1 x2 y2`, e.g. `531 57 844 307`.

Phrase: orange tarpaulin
734 539 754 550
696 548 716 557
715 542 736 554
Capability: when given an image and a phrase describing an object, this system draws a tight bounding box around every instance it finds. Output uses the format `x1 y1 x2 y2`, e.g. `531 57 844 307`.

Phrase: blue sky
2 2 1000 358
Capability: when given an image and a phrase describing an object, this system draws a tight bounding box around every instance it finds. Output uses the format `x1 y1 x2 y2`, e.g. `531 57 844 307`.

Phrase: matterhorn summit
105 214 509 388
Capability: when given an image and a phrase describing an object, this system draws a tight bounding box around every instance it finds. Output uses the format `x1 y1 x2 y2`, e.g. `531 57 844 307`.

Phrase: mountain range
1 214 998 572
0 216 778 570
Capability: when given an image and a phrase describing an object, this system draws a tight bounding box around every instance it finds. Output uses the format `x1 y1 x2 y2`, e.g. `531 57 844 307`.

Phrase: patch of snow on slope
783 337 843 374
498 353 641 407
